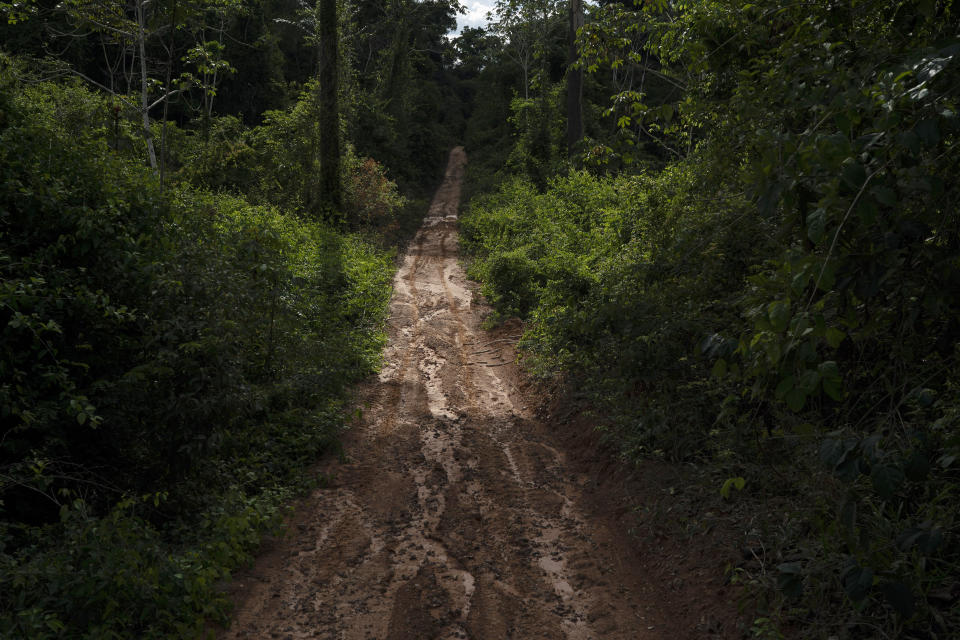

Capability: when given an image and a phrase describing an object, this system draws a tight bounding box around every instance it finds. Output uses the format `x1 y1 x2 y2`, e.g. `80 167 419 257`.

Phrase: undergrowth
0 61 395 637
460 0 960 636
460 154 959 638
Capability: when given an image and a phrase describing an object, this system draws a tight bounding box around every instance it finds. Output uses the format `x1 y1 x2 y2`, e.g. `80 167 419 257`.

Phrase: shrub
0 63 393 638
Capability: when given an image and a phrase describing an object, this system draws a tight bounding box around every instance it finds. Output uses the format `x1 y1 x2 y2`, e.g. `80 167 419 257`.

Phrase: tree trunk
566 0 583 157
159 0 178 189
319 0 342 215
136 0 158 171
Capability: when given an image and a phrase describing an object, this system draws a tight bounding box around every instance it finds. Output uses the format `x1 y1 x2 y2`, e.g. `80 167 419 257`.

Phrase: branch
66 68 138 110
67 14 136 40
148 87 184 110
634 63 687 91
806 164 887 310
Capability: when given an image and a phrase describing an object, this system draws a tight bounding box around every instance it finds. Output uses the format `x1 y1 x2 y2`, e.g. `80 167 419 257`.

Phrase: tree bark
319 0 342 214
566 0 583 157
137 0 159 171
159 0 179 189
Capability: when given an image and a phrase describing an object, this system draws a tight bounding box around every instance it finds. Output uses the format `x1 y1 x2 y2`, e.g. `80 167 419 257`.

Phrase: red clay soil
217 147 744 640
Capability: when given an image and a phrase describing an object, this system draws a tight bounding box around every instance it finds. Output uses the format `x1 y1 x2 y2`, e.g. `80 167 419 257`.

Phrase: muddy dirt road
220 148 734 640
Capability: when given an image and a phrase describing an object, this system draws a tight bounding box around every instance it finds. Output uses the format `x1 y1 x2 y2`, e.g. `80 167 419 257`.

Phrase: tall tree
23 0 243 172
565 0 582 156
488 0 561 99
319 0 341 212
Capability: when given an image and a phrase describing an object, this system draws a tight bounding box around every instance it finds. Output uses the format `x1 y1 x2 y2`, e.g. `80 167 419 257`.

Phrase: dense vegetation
0 0 470 635
2 0 958 637
459 0 960 638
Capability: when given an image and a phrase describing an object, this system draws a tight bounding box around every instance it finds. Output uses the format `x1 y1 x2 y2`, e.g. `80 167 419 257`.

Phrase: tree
565 0 582 156
488 0 561 99
319 0 341 212
32 0 243 172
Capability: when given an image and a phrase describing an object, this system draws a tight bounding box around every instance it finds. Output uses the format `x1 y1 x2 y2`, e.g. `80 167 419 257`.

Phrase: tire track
219 147 674 640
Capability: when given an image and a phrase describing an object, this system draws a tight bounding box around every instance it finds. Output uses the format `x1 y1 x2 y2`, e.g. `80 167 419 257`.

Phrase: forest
0 0 958 638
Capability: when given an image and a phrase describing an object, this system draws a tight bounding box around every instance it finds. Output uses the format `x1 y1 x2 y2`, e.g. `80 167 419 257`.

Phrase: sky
456 0 495 33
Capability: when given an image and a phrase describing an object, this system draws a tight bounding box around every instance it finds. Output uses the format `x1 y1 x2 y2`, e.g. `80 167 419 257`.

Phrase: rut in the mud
219 148 725 640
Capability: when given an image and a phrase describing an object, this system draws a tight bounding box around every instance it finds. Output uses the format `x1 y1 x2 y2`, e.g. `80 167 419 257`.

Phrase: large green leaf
818 360 842 400
871 465 905 500
767 300 791 332
843 564 874 602
841 158 867 189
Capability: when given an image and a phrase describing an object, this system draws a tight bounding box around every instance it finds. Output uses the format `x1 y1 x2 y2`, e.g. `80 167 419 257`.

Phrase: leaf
898 130 922 154
819 438 845 467
871 465 904 500
835 454 863 483
798 369 821 394
720 476 746 500
834 112 852 135
822 377 842 401
711 358 727 378
764 340 782 365
825 327 846 349
816 261 837 291
767 300 791 332
821 437 863 482
856 194 878 224
841 158 867 189
818 360 842 400
775 375 795 399
777 562 804 599
806 208 827 244
785 387 806 412
791 269 811 295
897 525 944 554
843 564 874 602
896 527 926 551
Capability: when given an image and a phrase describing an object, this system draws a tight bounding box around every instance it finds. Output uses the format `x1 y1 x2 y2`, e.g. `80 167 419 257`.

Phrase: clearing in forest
219 148 735 640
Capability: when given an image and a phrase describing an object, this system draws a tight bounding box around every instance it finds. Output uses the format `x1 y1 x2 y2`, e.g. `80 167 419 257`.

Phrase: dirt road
220 148 735 640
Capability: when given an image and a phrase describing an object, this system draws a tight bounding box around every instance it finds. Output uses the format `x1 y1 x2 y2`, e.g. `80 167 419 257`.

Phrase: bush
172 86 408 231
461 165 756 459
462 6 960 629
0 63 393 637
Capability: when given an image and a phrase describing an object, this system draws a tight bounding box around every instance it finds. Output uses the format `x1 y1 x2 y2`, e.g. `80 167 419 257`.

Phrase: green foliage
466 0 960 636
505 86 565 189
343 0 467 191
461 163 755 459
171 87 407 228
0 493 280 639
0 65 393 637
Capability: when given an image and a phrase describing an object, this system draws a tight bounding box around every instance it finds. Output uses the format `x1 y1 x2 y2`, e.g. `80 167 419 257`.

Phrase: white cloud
456 0 495 33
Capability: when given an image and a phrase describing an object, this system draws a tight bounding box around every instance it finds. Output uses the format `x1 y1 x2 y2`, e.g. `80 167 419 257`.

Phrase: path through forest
220 148 737 640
